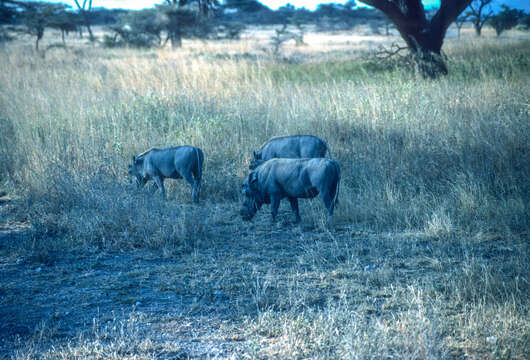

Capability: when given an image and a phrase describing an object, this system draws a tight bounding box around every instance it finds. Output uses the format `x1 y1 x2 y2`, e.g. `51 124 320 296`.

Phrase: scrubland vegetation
0 28 529 359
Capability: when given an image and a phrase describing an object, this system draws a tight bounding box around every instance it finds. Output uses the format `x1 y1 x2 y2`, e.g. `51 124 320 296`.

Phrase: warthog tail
333 162 340 206
136 148 155 158
322 139 332 160
327 144 333 160
195 147 203 181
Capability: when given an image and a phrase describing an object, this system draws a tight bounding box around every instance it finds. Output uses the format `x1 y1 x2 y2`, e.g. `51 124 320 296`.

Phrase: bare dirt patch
2 198 527 359
0 203 348 358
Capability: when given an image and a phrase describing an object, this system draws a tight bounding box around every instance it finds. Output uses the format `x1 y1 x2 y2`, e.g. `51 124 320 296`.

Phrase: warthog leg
270 195 281 222
136 177 147 189
154 176 166 200
320 191 335 225
288 197 301 223
149 183 158 194
192 181 200 203
183 172 200 203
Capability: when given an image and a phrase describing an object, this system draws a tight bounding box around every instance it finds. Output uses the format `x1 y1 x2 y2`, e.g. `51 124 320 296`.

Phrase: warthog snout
240 207 252 221
240 196 257 221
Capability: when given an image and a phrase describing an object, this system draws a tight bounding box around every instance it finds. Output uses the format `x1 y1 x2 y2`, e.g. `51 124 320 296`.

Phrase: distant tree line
0 0 398 50
105 0 397 49
220 0 388 30
464 0 528 36
0 0 129 48
0 0 528 63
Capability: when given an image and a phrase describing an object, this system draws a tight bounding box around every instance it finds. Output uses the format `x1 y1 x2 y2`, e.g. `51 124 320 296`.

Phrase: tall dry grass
1 37 528 248
1 30 529 359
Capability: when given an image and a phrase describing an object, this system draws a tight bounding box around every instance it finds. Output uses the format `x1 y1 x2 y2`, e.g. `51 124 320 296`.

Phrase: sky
44 0 530 12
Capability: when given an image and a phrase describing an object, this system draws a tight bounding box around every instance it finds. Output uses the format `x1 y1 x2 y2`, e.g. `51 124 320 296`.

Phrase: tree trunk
162 33 170 48
35 28 44 51
474 23 482 36
78 9 95 42
198 0 209 17
393 22 448 78
74 0 94 42
85 23 95 42
170 31 182 48
359 0 473 78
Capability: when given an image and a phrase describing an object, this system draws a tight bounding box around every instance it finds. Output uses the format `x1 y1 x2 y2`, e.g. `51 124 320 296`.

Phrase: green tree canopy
21 1 69 50
488 4 524 36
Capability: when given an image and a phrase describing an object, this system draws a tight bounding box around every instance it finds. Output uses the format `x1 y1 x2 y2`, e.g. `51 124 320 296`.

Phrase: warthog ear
133 155 144 165
253 150 260 159
132 155 137 162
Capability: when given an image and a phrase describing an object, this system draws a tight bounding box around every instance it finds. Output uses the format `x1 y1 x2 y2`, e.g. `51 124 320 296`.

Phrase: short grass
0 27 529 359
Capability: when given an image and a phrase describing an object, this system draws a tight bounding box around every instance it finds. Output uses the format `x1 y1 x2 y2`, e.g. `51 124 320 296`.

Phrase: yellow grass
0 26 529 359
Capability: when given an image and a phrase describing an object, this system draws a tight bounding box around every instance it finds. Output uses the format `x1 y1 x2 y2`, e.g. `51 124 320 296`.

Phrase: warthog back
249 135 331 170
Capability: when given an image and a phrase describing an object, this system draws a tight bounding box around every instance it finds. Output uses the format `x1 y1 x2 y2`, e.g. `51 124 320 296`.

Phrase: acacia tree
359 0 472 78
157 5 202 48
107 9 165 48
49 10 79 45
466 0 494 36
157 0 218 48
488 5 524 36
21 1 67 50
73 0 94 41
0 0 17 42
175 0 218 17
455 13 469 38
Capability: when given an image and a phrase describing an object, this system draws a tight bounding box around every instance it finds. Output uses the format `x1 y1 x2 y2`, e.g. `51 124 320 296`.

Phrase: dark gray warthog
249 135 331 170
128 146 204 203
241 158 340 223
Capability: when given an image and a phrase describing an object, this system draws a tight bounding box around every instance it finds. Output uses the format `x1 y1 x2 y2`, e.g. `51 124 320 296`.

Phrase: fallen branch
373 42 409 61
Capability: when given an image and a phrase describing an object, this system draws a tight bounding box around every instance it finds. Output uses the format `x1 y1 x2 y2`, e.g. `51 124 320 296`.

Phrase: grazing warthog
241 158 340 223
249 135 331 170
128 146 203 203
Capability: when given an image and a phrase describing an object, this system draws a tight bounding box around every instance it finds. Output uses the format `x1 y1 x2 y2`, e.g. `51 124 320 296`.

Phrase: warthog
249 135 331 170
241 158 340 223
128 146 204 203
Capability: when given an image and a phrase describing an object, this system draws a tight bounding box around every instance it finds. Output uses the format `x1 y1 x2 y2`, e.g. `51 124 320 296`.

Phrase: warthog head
128 155 147 187
248 150 265 170
240 171 263 221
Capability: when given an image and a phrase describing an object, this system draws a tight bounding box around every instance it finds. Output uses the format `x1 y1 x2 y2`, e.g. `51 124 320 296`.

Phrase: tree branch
359 0 427 33
358 0 409 24
374 41 409 60
431 0 473 34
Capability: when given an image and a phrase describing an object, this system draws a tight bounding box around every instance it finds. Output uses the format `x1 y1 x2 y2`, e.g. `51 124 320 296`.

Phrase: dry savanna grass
0 25 529 359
